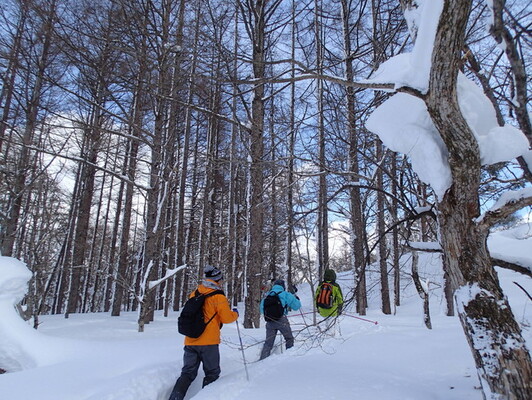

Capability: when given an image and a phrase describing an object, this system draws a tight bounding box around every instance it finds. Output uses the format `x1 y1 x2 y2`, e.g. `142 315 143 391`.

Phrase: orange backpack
316 282 334 309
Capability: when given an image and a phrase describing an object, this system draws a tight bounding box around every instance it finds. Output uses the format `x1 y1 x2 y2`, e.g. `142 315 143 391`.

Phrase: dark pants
168 345 221 400
260 315 294 360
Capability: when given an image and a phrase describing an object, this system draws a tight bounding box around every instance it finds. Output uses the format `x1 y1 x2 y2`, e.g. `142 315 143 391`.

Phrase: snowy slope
0 227 531 400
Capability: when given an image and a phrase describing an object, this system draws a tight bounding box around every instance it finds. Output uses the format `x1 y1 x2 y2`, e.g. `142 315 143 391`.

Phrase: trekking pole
235 319 250 381
343 312 378 325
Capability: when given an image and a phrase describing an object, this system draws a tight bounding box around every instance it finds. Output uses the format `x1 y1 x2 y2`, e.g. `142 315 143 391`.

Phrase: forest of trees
0 0 531 398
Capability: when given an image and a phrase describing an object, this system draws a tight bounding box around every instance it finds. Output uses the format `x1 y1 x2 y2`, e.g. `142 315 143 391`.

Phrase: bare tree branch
477 188 532 229
492 258 532 278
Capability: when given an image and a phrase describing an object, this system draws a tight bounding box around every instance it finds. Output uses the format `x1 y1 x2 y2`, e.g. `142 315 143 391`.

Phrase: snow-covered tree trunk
427 1 532 398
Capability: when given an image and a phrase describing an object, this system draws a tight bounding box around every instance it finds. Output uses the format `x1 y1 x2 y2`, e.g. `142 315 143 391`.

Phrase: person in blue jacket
259 279 301 360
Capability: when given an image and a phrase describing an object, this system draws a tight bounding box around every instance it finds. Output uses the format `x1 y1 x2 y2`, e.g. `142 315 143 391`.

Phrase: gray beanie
204 265 223 281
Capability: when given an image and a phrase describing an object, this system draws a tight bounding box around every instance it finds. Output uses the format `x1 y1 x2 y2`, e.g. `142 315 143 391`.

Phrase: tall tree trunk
376 140 391 315
111 67 146 317
104 157 125 313
243 0 267 329
197 78 222 270
391 153 401 308
162 0 189 317
65 106 102 317
428 1 532 397
227 3 241 306
137 94 167 330
137 0 178 331
173 0 202 311
0 2 27 156
285 0 297 289
267 95 279 280
1 0 55 256
341 0 367 314
315 0 328 280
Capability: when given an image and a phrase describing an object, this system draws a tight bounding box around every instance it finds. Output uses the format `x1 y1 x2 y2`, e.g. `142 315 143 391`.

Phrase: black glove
289 284 298 294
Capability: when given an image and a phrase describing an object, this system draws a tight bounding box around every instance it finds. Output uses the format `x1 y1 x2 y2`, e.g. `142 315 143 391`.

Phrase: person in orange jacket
168 265 238 400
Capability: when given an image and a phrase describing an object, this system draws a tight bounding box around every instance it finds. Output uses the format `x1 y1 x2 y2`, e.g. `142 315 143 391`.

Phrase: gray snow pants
259 315 294 360
168 345 221 400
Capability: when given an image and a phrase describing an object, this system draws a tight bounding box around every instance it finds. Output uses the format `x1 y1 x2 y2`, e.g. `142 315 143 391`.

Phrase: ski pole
343 312 378 325
235 319 250 381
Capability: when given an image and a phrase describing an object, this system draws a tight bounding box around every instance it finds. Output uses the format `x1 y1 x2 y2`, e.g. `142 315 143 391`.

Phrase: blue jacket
260 284 301 315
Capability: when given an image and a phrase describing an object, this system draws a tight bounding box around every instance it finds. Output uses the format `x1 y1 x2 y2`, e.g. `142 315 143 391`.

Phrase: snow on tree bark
426 1 532 398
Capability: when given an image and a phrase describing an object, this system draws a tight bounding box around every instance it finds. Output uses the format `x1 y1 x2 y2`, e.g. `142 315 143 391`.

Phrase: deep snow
0 225 531 399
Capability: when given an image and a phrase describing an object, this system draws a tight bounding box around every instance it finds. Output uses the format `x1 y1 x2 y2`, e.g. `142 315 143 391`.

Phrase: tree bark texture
411 251 431 329
427 1 532 398
341 0 367 315
376 140 391 315
243 0 267 329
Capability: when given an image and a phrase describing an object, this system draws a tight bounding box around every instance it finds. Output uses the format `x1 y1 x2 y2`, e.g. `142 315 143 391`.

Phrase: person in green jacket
315 269 343 317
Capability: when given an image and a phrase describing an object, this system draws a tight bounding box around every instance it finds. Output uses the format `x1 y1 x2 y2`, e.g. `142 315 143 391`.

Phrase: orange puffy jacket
184 281 238 346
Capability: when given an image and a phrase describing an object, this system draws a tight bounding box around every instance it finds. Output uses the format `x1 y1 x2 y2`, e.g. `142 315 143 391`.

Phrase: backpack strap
194 289 224 298
199 289 225 326
271 290 287 312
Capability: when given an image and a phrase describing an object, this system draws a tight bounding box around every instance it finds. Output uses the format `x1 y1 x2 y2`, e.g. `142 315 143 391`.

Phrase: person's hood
270 284 285 294
324 269 336 282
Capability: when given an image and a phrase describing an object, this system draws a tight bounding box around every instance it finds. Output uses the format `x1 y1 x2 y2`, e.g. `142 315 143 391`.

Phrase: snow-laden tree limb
476 187 532 228
491 258 531 278
406 241 442 252
148 264 187 290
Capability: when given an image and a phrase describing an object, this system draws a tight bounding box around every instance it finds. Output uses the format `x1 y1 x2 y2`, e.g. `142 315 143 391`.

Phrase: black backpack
263 292 285 321
178 289 224 338
316 282 334 309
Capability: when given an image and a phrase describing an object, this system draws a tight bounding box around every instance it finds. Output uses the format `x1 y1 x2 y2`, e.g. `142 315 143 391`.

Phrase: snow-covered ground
0 226 531 400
